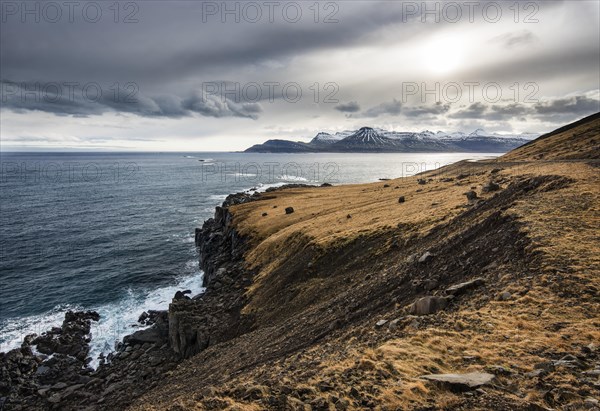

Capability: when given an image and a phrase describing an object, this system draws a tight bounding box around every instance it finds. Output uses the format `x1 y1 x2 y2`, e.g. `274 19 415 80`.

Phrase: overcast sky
1 0 599 151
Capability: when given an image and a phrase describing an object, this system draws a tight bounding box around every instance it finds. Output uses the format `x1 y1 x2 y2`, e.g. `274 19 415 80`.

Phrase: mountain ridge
246 126 538 153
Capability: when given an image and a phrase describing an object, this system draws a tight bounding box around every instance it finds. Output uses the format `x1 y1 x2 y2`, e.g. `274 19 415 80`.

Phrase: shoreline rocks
0 191 260 410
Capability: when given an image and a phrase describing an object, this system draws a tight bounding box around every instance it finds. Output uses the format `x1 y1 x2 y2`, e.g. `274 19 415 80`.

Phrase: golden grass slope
130 114 599 411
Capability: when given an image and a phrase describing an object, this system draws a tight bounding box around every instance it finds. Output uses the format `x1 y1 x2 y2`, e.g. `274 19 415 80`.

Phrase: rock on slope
127 113 599 410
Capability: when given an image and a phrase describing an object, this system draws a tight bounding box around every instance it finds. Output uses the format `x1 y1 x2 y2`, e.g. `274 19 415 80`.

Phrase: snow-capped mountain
342 127 389 144
310 130 354 144
245 126 539 153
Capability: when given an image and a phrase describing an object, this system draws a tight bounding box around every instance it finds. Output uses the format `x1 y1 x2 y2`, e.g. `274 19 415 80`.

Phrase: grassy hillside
132 114 600 410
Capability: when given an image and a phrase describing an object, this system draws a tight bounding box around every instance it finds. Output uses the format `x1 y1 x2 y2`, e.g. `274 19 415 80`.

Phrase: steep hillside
131 115 599 411
502 112 600 161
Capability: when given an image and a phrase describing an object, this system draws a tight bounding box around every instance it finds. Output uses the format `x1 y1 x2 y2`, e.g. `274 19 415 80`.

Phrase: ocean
0 151 499 365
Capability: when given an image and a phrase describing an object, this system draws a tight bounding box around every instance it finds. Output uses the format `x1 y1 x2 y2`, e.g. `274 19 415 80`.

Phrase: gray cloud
334 101 361 113
448 95 599 121
489 30 539 49
0 80 262 119
350 99 402 118
534 95 600 115
0 0 598 149
403 102 451 117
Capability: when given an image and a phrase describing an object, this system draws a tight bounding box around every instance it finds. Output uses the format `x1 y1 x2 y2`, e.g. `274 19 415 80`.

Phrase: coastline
1 114 599 410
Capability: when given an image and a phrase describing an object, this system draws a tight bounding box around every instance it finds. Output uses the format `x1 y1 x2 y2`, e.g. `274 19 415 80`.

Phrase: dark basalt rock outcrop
0 308 179 410
169 192 259 358
195 192 257 287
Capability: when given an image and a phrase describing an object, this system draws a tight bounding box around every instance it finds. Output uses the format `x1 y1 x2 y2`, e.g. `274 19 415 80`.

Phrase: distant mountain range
244 127 538 153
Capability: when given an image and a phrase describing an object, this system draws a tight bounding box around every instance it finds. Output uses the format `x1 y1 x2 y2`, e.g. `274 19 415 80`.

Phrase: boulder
410 296 452 316
173 291 190 301
420 372 495 391
123 328 166 345
398 196 406 203
285 207 294 214
445 278 485 296
482 181 500 193
418 251 434 263
464 190 478 201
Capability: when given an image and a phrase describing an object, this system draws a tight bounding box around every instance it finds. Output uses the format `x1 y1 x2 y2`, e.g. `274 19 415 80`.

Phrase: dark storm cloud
0 80 262 119
0 2 431 117
0 2 426 84
350 99 402 118
334 101 361 113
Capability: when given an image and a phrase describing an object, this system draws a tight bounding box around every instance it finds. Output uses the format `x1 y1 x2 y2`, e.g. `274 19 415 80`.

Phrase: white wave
0 304 83 354
0 269 205 369
87 269 205 368
208 194 228 201
252 182 287 193
228 172 257 178
279 175 309 182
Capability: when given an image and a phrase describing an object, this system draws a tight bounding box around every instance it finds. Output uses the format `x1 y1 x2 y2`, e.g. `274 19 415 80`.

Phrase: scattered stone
417 178 427 185
534 361 555 372
485 365 513 376
410 296 452 316
388 318 401 330
48 393 62 404
418 251 434 263
554 354 587 369
498 291 512 301
285 207 294 214
490 168 502 174
464 190 478 201
482 181 500 193
398 196 406 203
445 278 485 296
51 382 68 390
383 184 390 188
420 372 495 391
347 214 352 219
525 369 546 378
262 212 268 217
375 319 388 328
